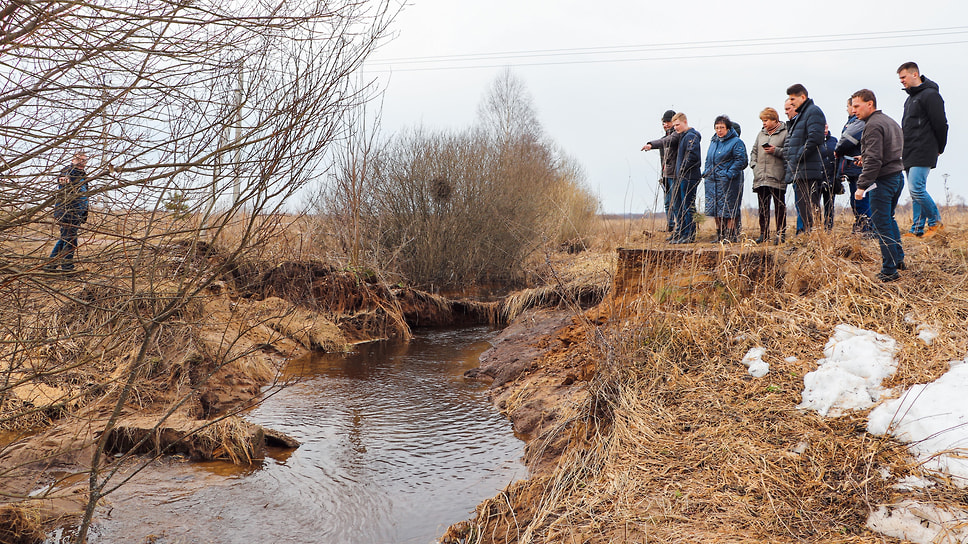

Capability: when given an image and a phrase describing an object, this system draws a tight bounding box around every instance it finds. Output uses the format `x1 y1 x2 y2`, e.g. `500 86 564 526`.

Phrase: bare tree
477 67 543 148
0 1 397 541
320 69 598 290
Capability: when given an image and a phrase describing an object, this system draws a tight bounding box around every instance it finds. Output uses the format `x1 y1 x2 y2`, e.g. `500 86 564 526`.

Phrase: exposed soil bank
447 237 968 544
0 251 608 541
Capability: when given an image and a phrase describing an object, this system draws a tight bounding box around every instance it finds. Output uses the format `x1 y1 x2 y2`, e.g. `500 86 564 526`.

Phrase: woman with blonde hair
750 107 789 243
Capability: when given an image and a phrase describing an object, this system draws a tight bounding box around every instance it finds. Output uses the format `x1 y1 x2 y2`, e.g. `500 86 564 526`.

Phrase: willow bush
323 70 600 290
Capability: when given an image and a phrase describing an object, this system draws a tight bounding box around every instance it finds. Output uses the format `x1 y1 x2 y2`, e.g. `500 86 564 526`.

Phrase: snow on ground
740 347 769 378
867 359 968 486
867 500 968 543
865 359 968 542
917 325 940 345
797 324 899 417
794 324 968 542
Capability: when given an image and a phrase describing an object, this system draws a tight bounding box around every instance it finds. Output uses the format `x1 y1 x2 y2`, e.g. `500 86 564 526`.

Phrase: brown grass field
4 204 968 543
445 205 968 544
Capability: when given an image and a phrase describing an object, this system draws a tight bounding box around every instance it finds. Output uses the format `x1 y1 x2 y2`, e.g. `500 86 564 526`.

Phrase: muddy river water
77 326 525 544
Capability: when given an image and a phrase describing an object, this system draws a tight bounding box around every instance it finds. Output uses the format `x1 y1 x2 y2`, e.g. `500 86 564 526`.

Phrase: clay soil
447 210 968 544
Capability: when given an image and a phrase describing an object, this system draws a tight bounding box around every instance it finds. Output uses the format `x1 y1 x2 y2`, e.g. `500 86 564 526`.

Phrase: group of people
641 61 948 282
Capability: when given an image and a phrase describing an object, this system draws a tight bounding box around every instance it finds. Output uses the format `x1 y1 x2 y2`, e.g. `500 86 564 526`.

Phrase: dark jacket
857 110 904 190
675 128 702 182
648 128 682 179
750 123 788 190
783 98 827 182
901 75 948 169
835 115 865 179
53 166 88 224
820 133 838 185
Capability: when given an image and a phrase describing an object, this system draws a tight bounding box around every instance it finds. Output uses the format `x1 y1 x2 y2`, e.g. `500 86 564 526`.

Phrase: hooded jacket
901 75 948 169
783 98 827 182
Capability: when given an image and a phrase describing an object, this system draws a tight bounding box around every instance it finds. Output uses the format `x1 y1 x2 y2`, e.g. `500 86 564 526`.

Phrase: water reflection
86 326 525 544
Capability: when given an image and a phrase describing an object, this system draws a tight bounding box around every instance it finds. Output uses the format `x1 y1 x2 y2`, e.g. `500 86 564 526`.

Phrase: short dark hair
897 61 919 74
714 115 731 128
786 83 808 97
851 89 877 108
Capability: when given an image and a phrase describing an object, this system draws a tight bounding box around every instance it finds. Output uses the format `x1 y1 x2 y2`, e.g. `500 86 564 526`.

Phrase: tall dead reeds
459 214 968 543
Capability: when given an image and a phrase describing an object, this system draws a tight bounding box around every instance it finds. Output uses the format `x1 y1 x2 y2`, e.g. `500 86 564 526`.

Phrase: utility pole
232 70 243 207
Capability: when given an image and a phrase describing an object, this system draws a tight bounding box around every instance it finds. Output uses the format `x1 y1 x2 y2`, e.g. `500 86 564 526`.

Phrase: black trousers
755 186 787 238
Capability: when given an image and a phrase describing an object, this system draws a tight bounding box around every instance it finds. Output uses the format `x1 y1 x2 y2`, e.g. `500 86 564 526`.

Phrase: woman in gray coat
750 107 789 244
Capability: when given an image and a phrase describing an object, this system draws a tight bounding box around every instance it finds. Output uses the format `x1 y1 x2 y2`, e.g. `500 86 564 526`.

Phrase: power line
365 26 968 72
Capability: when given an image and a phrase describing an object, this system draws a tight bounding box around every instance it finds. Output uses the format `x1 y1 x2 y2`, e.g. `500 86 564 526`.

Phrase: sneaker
876 271 901 282
922 224 944 238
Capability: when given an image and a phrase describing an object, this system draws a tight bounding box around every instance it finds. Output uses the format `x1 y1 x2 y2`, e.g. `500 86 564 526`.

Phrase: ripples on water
83 326 525 544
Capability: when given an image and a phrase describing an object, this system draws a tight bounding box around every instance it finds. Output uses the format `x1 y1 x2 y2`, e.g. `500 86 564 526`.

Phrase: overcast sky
364 0 967 214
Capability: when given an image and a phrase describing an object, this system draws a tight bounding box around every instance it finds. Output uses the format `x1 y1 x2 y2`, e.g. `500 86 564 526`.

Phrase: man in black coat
44 152 89 272
642 110 681 235
897 62 948 238
782 83 827 233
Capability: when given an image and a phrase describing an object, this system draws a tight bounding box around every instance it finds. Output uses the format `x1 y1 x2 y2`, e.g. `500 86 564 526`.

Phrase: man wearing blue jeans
897 62 948 238
44 153 89 272
851 90 905 282
668 112 702 243
641 110 680 236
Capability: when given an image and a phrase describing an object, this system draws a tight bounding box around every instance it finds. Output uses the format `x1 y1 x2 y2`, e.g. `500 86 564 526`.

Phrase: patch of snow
867 500 968 544
917 325 939 345
797 324 899 417
904 313 918 325
867 360 968 486
894 475 934 491
784 356 798 363
740 347 769 378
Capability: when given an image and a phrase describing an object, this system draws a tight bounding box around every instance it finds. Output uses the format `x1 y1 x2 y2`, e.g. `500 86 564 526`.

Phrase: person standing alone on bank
897 62 948 238
851 89 906 282
44 152 89 273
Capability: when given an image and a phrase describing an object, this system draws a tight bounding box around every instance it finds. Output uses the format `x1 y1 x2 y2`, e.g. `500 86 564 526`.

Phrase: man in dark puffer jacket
897 62 948 238
782 83 827 233
44 152 89 272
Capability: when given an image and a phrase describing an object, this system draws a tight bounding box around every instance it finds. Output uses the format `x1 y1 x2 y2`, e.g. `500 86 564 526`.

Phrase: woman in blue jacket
703 115 748 243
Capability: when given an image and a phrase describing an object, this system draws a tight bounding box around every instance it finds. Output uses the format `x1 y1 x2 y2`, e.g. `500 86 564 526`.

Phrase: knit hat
661 110 676 122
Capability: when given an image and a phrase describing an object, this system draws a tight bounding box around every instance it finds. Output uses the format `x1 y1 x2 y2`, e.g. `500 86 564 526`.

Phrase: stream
74 326 525 544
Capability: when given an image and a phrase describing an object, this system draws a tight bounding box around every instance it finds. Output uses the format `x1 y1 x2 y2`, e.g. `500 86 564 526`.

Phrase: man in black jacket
44 152 89 272
897 62 948 238
642 110 680 235
782 83 827 233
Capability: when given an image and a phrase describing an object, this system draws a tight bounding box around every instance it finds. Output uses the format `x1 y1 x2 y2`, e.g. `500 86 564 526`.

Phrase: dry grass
0 504 43 544
450 207 968 543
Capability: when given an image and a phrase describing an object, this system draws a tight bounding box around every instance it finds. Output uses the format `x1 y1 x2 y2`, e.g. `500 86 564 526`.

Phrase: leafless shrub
1 0 396 540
